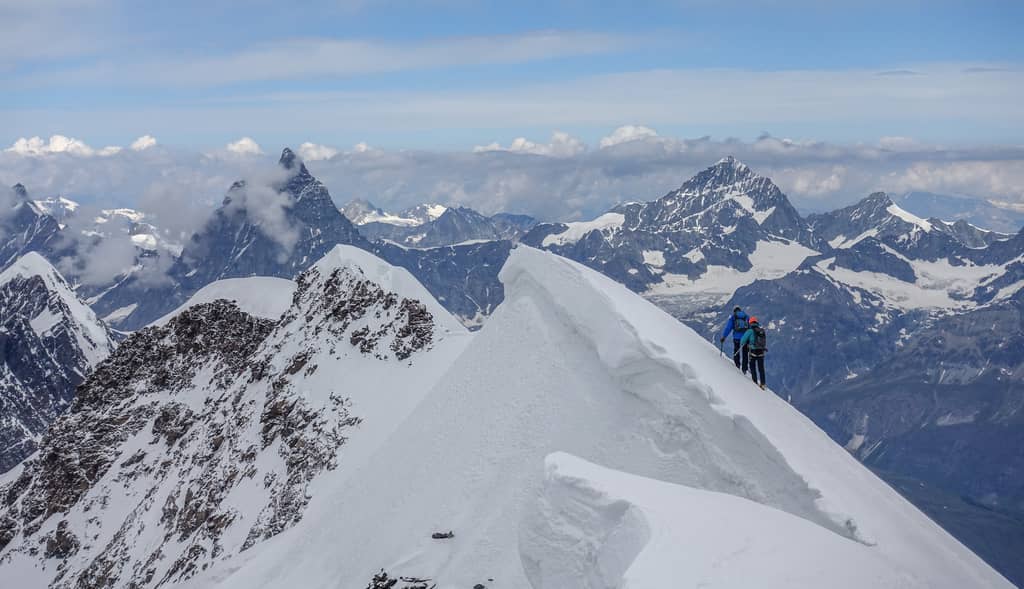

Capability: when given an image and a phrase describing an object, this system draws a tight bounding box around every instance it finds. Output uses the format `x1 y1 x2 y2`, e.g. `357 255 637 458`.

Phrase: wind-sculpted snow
525 453 924 588
191 246 1008 589
0 246 469 588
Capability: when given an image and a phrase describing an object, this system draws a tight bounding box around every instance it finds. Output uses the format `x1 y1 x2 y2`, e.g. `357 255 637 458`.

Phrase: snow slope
0 252 113 366
194 246 1008 589
541 212 625 247
529 452 932 588
0 246 470 588
151 276 298 326
0 252 115 472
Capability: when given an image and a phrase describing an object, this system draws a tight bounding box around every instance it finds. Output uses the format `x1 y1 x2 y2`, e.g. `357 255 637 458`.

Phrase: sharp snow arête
0 245 1009 588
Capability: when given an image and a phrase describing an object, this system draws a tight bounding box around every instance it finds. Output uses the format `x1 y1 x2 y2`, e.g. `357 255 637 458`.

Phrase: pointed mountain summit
809 191 928 247
11 183 28 200
1 184 65 269
278 146 299 170
177 147 370 289
339 198 389 226
804 191 996 263
0 252 115 472
91 148 372 331
522 157 821 295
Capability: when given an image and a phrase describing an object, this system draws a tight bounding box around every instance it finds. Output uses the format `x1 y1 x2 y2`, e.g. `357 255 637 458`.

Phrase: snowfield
186 246 1008 589
541 212 625 247
647 238 817 298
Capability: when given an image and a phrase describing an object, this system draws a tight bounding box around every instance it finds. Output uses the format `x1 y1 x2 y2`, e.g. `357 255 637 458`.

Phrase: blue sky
3 0 1024 224
3 0 1023 149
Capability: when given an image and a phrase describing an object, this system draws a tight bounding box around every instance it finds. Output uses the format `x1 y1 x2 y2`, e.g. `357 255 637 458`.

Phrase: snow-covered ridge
0 252 115 472
311 245 466 335
189 245 1007 589
886 202 933 233
151 276 297 327
0 250 64 286
0 252 112 366
342 199 448 227
541 212 625 247
530 452 940 588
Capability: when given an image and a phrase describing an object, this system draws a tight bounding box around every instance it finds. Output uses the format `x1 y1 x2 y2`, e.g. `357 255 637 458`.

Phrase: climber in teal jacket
739 316 767 390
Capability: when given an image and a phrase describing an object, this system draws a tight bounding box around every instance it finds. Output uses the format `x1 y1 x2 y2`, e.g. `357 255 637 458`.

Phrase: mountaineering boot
759 383 766 390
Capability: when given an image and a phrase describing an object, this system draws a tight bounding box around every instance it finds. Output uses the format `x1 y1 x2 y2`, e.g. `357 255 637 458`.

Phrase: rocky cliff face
0 246 459 588
1 185 65 270
0 253 114 473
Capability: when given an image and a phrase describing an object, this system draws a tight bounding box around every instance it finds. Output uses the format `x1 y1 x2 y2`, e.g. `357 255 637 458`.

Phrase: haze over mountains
1 149 1022 586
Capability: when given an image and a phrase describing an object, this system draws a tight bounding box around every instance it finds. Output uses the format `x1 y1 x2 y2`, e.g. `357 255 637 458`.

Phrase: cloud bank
3 127 1024 228
5 134 157 157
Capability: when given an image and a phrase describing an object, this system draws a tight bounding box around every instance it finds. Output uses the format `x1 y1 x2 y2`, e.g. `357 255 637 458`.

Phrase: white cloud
298 142 339 161
473 131 585 157
774 166 847 197
599 125 659 148
225 137 263 155
4 134 151 157
351 142 376 154
6 135 96 156
3 130 1024 226
888 161 1024 201
130 134 157 151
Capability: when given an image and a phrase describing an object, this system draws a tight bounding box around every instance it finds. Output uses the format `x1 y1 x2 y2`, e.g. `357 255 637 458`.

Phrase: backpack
750 325 767 354
733 314 749 332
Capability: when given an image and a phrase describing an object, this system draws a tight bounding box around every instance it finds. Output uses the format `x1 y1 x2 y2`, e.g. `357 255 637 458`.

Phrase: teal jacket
739 325 766 354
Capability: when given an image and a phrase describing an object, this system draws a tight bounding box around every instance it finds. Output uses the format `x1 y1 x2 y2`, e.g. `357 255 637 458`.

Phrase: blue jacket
721 310 750 341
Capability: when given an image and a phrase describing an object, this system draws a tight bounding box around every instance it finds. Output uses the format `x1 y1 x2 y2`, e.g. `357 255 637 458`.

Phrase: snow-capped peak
677 155 763 196
32 196 80 219
0 250 66 289
0 252 115 471
400 202 449 225
0 253 112 365
886 201 933 232
310 244 466 335
714 154 750 172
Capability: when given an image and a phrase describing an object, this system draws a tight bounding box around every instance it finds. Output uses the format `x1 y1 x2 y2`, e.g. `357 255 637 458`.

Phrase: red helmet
749 316 759 324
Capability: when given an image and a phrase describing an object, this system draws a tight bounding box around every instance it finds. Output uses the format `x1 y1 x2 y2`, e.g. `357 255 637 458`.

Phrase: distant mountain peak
279 147 298 169
714 155 749 171
680 156 759 193
278 146 314 182
863 191 894 205
11 183 28 200
0 250 58 285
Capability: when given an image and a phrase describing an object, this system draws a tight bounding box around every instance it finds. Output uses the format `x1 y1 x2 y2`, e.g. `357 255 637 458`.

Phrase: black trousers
750 355 765 386
733 339 749 373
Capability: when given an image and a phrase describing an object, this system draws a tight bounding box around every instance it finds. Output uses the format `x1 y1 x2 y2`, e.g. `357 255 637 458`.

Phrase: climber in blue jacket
720 305 751 374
